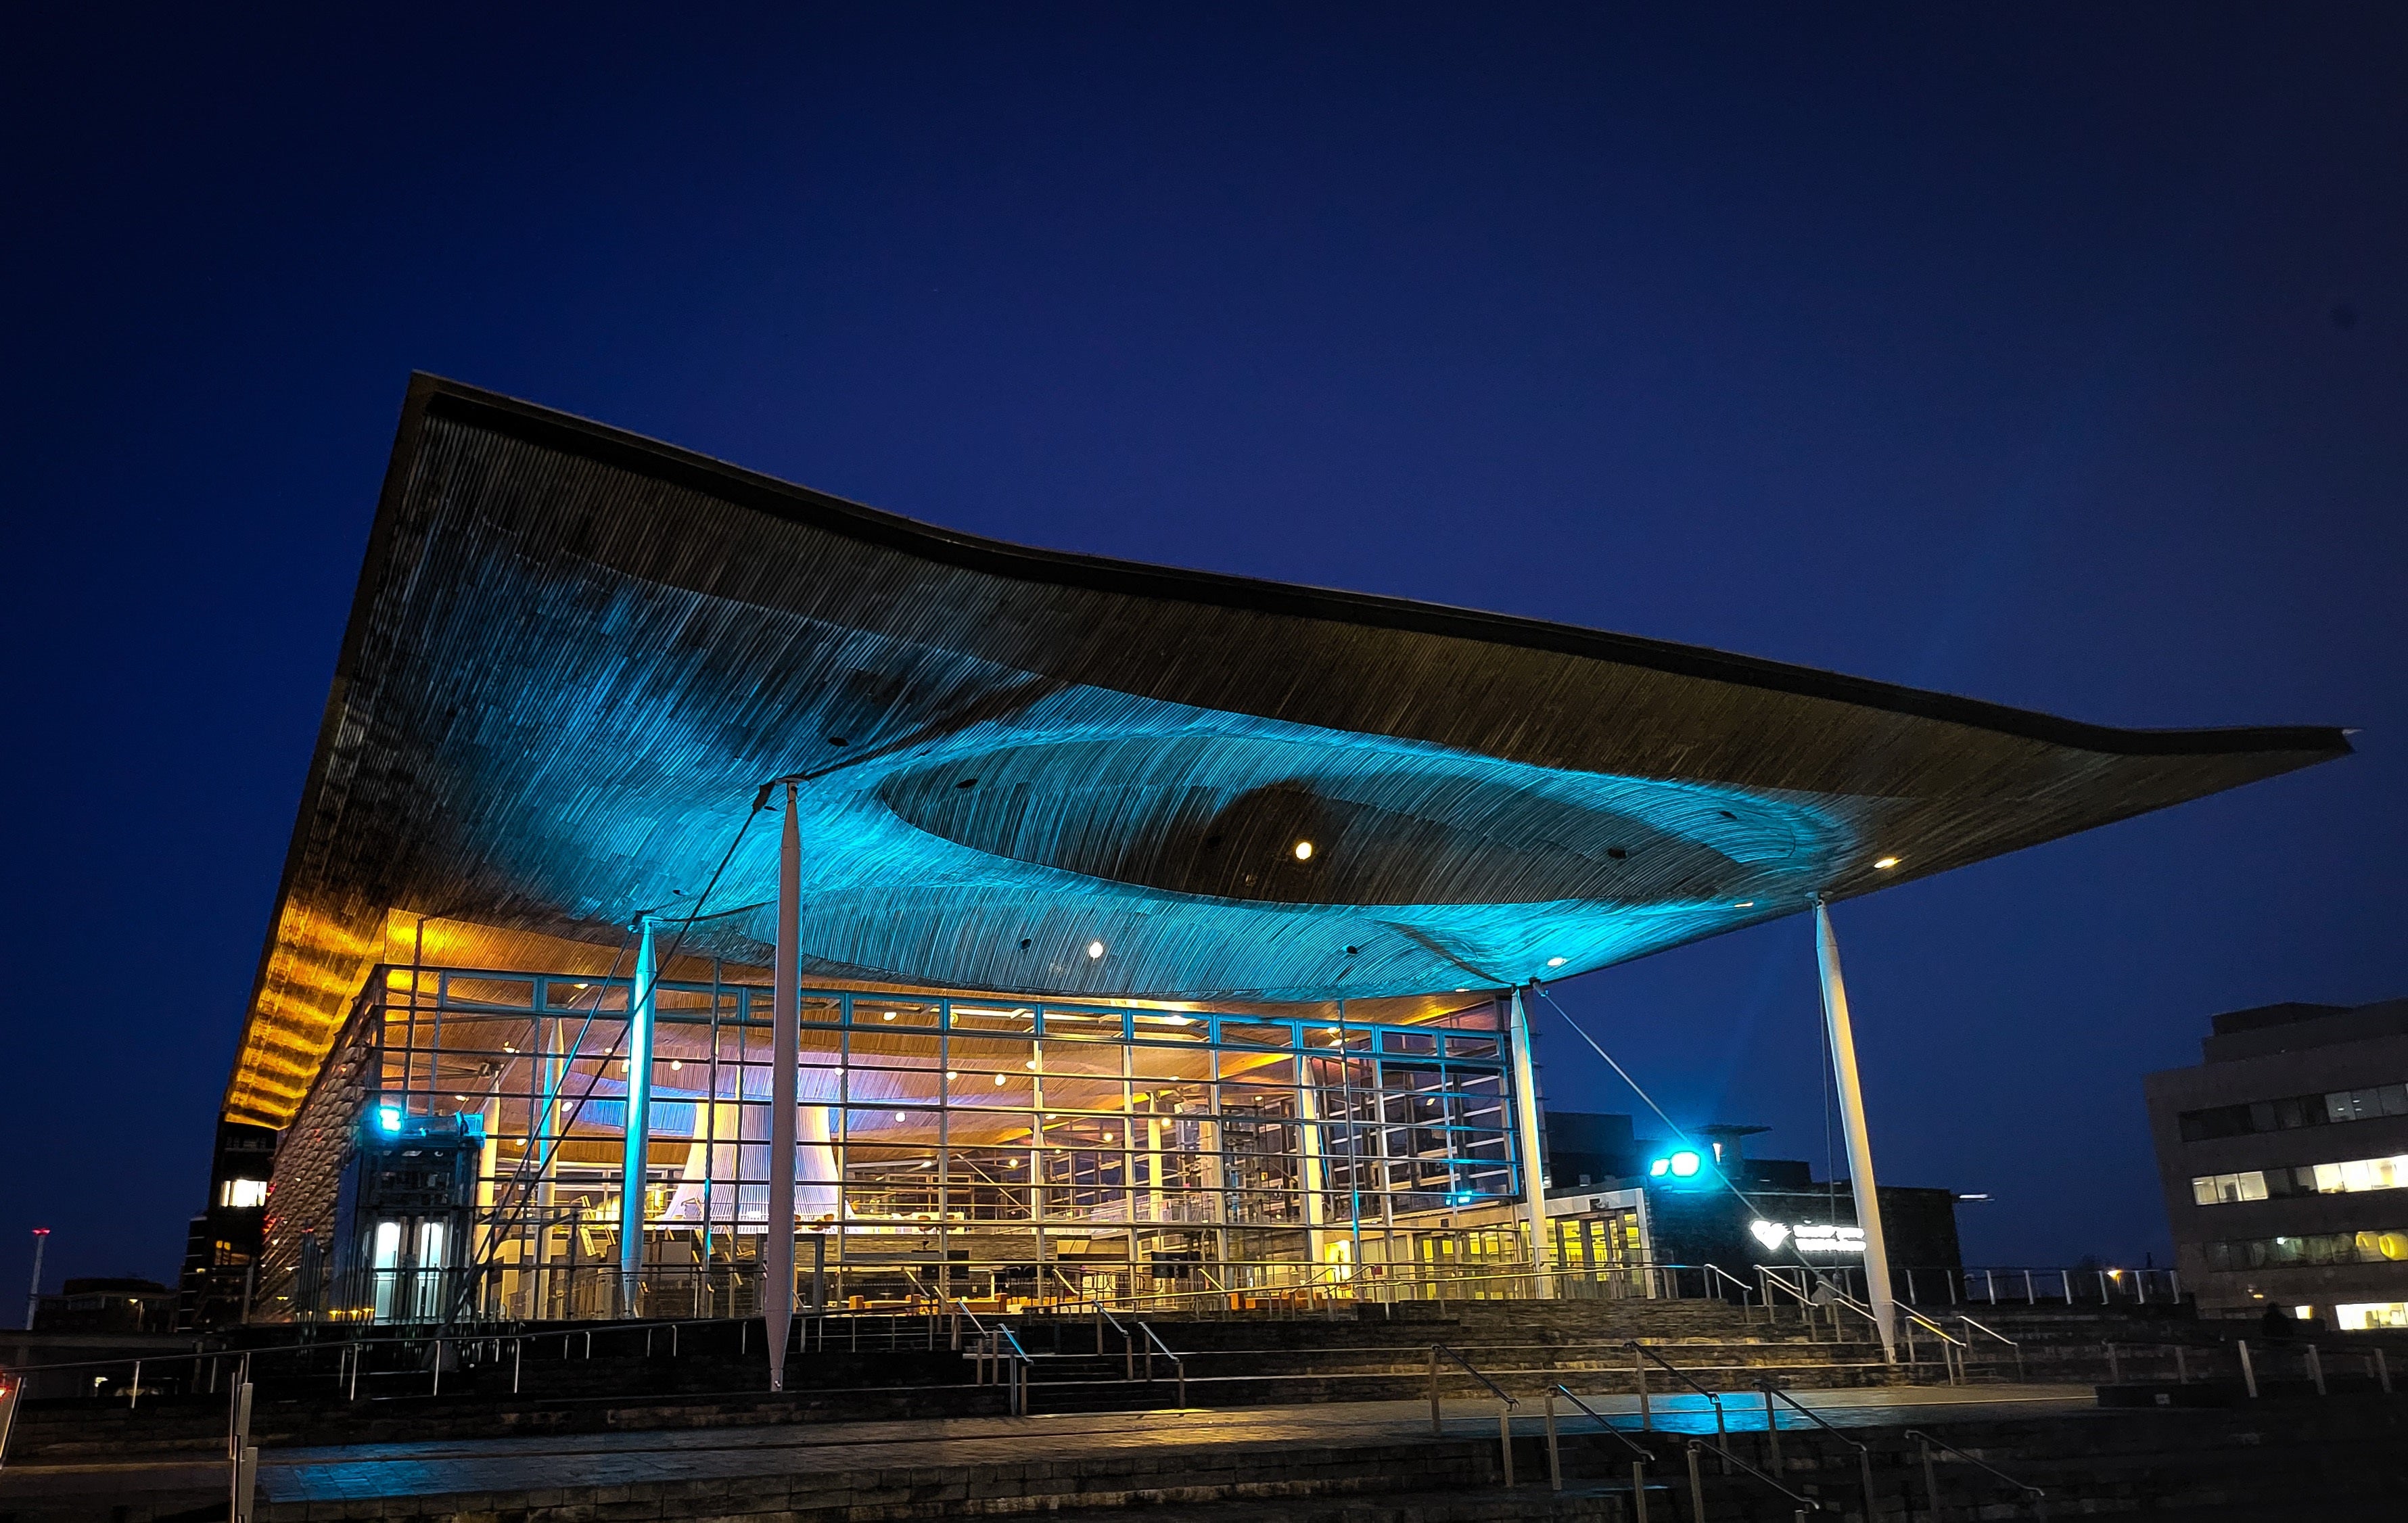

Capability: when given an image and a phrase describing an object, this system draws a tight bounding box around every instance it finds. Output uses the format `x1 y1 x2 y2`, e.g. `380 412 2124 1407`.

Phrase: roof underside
222 376 2351 1127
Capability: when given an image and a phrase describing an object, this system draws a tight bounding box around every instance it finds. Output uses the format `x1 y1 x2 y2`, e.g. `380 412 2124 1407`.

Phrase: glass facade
269 964 1531 1321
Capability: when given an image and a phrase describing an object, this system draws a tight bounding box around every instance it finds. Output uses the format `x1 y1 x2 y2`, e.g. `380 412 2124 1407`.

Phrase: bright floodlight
1669 1149 1701 1177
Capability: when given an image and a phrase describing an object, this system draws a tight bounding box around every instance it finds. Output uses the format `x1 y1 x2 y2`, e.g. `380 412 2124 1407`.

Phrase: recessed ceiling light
1546 956 1568 968
993 1073 1007 1085
1733 900 1755 909
1293 840 1314 862
1086 939 1106 960
882 1010 896 1021
1874 857 1900 870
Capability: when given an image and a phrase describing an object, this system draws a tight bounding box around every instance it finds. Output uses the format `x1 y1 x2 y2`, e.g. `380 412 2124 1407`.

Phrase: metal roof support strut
765 784 801 1391
1509 987 1554 1297
618 915 657 1317
1814 898 1896 1363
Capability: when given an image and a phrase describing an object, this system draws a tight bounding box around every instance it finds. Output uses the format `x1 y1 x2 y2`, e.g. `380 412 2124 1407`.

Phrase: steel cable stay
1535 983 1979 1381
1529 983 1855 1300
450 787 773 1319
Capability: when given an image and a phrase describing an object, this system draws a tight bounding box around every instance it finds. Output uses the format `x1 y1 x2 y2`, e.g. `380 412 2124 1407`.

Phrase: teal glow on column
618 914 657 1315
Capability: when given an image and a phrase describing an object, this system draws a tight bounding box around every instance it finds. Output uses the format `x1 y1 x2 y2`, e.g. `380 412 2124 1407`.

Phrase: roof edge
410 373 2353 764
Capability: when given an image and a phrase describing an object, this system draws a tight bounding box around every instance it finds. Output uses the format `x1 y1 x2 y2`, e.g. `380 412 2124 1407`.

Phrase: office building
2145 997 2408 1328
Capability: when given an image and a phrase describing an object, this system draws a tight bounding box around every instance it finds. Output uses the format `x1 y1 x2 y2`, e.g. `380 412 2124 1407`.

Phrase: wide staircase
6 1301 2406 1520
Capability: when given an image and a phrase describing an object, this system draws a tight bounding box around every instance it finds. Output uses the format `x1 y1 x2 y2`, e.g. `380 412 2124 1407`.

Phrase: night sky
5 7 2402 1288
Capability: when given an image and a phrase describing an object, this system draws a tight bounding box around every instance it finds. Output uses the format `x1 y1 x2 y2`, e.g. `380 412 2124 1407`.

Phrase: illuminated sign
1749 1219 1865 1256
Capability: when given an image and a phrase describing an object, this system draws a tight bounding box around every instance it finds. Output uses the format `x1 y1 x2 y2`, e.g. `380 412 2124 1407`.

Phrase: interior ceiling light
993 1073 1008 1085
1874 856 1901 870
882 1010 896 1021
1086 939 1106 960
1733 900 1755 909
1292 840 1314 861
1546 956 1568 968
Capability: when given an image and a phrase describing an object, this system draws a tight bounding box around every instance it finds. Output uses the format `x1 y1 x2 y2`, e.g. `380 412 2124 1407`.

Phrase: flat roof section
223 375 2350 1126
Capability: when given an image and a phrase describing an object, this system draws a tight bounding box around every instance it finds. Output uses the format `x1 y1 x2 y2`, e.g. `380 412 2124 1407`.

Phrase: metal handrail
1433 1344 1519 1407
1755 1267 1828 1340
1753 1382 1866 1455
1425 1346 1519 1487
1135 1321 1188 1405
967 1260 1738 1315
1755 1380 1875 1510
1958 1314 2024 1380
1702 1263 1758 1313
988 1326 1036 1415
1625 1340 1729 1464
1688 1437 1826 1516
1903 1428 2046 1518
1625 1341 1723 1411
1550 1382 1652 1461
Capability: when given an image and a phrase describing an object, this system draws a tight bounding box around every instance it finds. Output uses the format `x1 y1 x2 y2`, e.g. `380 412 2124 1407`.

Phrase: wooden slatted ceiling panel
218 379 2347 1127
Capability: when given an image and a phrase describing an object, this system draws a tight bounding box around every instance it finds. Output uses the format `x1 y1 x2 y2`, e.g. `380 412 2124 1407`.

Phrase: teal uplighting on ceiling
224 375 2350 1123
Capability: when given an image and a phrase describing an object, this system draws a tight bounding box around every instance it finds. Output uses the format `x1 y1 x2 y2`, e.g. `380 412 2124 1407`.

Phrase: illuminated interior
279 962 1531 1320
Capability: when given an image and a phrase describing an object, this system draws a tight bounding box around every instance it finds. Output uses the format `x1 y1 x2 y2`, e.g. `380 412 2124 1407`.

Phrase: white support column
1813 899 1897 1362
1296 1064 1329 1269
1507 988 1554 1297
765 785 801 1390
618 914 657 1316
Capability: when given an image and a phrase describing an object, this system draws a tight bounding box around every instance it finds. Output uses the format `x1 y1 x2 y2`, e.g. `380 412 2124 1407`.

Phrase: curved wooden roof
222 375 2351 1126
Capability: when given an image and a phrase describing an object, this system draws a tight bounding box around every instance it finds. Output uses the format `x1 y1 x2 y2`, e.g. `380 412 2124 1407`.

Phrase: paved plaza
0 1385 2097 1516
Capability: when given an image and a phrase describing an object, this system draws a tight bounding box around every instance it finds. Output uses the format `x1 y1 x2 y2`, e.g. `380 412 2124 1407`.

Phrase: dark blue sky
4 7 2401 1284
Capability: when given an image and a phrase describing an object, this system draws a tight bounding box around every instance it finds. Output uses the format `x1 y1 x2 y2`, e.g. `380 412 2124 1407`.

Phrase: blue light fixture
1648 1148 1708 1184
376 1106 402 1133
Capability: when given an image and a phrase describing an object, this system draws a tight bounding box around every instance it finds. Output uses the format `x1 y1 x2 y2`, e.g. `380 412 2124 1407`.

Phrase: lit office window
2335 1302 2408 1331
2192 1171 2268 1205
2192 1154 2408 1204
219 1179 269 1209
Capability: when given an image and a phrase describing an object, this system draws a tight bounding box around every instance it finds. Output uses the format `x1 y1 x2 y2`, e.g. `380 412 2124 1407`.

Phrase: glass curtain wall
342 966 1521 1321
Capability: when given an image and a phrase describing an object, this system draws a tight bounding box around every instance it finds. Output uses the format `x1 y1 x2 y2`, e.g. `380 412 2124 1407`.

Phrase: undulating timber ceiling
223 375 2351 1125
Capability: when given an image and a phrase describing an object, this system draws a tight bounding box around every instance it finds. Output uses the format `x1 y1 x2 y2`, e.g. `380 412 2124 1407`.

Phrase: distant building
174 1121 277 1330
2144 998 2408 1328
34 1278 177 1334
1539 1110 1961 1289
